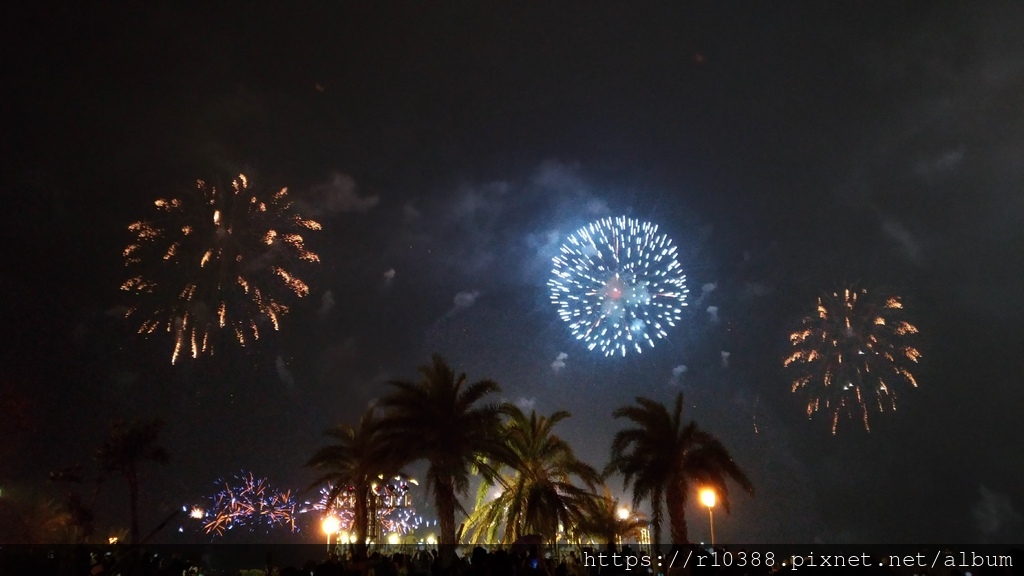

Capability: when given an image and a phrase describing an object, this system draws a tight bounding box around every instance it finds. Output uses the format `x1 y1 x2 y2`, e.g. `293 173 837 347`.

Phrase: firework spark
548 216 688 357
199 472 300 536
315 479 422 536
784 287 921 434
122 175 320 363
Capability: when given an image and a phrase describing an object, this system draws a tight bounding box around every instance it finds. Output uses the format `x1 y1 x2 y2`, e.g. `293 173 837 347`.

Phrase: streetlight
322 516 341 552
698 488 716 547
615 507 630 547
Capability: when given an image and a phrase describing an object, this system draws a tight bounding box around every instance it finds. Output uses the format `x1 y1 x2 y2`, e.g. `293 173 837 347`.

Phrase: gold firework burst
122 174 320 363
784 287 920 434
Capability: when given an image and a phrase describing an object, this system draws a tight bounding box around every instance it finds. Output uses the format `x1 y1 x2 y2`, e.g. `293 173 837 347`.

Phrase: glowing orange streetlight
322 516 341 552
699 488 716 546
615 507 631 546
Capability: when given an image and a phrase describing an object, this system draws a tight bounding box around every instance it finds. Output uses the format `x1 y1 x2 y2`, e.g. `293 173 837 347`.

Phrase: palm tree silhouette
94 418 169 544
49 464 102 543
376 354 506 563
576 485 649 552
606 393 753 545
464 406 599 544
306 407 402 559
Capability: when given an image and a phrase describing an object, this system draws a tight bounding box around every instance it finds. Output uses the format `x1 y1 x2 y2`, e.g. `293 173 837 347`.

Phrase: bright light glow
388 533 400 545
699 488 716 508
108 536 119 545
549 216 688 357
322 516 341 535
312 481 422 537
426 534 437 545
617 507 630 520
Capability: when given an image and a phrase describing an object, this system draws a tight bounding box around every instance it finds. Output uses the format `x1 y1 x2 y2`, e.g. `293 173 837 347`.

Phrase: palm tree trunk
650 487 664 564
353 484 370 560
666 482 688 545
128 467 140 544
435 478 458 568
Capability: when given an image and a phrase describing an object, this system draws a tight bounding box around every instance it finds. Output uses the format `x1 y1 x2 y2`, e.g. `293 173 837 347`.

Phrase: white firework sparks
548 216 688 357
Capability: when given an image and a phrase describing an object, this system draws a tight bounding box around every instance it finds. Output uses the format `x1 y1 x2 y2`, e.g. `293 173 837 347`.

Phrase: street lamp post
699 488 716 547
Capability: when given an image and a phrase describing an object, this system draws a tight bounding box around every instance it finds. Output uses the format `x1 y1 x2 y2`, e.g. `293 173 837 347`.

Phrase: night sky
3 2 1023 545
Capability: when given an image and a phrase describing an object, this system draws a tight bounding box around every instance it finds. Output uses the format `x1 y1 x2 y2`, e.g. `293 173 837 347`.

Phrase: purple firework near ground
315 479 423 536
197 471 301 536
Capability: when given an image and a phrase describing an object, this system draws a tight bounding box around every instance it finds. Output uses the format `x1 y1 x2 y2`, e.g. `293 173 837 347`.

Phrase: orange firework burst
122 174 320 363
784 286 920 434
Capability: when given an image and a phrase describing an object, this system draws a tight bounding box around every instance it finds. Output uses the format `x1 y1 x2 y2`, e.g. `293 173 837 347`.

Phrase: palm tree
49 464 101 543
306 407 402 559
464 406 599 545
0 495 74 544
376 354 506 563
575 485 648 552
94 418 169 544
606 393 753 546
22 498 74 544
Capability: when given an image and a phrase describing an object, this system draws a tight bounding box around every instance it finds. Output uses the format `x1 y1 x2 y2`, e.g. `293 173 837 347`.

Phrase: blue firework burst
549 216 688 357
196 471 300 536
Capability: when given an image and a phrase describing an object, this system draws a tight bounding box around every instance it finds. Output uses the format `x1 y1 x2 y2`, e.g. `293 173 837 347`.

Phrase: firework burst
199 471 300 536
315 480 422 536
549 216 688 357
314 484 357 532
122 174 320 363
785 286 921 434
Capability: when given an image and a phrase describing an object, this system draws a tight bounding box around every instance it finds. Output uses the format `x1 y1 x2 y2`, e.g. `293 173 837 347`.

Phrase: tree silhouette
95 418 169 544
377 354 506 564
49 464 102 543
306 407 403 559
465 406 598 544
607 393 752 545
575 485 649 552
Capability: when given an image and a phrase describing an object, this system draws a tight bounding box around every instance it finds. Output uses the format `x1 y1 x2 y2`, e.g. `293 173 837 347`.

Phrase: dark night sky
2 2 1023 545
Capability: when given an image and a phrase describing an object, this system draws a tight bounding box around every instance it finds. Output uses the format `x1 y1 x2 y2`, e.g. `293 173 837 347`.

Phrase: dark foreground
2 544 1021 576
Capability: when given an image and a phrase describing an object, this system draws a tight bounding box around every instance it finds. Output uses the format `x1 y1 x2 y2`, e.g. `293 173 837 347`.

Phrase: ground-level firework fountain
184 473 422 541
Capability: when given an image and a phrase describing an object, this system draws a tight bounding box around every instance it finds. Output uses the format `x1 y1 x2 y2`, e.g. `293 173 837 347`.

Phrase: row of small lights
321 516 437 548
98 484 715 547
318 486 720 549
